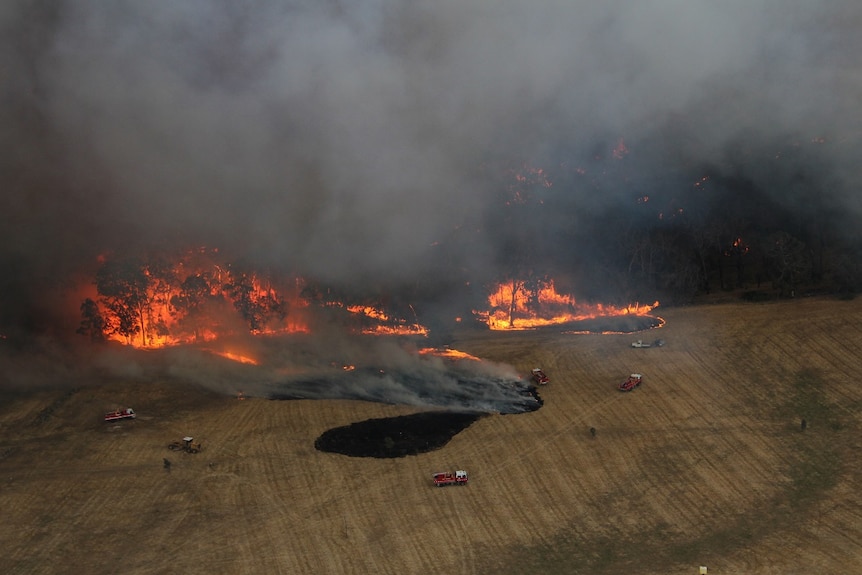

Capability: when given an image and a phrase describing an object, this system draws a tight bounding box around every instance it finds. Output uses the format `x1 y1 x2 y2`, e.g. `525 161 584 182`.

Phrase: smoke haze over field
2 0 862 331
0 331 539 414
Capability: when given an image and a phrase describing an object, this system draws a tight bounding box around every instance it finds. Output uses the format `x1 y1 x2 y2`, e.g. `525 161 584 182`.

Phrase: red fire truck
531 368 550 385
618 373 643 392
432 470 469 487
104 408 136 422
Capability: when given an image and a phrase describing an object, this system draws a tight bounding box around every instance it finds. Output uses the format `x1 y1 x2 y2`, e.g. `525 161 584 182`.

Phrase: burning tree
478 277 658 331
79 249 431 347
170 273 219 342
221 272 287 333
95 257 151 346
143 255 180 345
489 275 553 328
83 252 295 346
76 298 106 343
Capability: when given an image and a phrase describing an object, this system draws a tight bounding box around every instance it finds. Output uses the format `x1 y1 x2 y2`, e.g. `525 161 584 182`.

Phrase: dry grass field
2 297 862 575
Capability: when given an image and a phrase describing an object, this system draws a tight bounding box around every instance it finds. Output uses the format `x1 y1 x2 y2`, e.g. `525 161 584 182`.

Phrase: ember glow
475 279 660 330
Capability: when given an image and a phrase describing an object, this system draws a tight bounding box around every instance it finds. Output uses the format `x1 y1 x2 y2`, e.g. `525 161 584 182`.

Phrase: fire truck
531 368 550 385
619 373 643 392
104 408 136 422
432 470 469 487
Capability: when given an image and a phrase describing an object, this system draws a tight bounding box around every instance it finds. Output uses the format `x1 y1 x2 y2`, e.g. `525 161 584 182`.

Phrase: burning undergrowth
475 278 663 332
557 313 665 334
261 337 542 415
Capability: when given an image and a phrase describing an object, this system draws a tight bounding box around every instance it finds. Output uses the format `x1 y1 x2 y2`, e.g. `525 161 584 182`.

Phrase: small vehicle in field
619 373 643 392
531 368 550 385
104 408 135 422
433 470 468 487
168 436 202 453
632 339 665 348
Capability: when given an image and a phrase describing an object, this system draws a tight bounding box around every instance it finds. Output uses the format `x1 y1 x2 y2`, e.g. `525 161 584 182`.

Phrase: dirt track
2 298 862 574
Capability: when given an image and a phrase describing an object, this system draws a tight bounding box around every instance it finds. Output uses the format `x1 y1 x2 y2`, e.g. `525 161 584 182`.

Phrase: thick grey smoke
2 0 861 329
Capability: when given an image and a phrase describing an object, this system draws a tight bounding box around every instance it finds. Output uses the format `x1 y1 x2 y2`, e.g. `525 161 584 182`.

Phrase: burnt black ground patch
314 411 484 458
310 386 542 458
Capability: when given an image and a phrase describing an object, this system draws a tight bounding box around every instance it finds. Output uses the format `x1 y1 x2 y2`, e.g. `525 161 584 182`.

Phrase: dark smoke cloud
2 1 861 330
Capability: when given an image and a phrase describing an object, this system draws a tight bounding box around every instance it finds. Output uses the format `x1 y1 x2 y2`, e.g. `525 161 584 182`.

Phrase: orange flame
417 347 482 361
346 305 429 336
476 279 659 330
89 249 430 348
206 349 259 365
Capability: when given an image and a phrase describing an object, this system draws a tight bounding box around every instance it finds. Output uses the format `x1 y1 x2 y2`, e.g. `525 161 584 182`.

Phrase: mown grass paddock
1 297 861 575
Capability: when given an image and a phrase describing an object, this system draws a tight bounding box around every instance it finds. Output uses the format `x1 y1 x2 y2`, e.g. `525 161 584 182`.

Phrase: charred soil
314 411 484 458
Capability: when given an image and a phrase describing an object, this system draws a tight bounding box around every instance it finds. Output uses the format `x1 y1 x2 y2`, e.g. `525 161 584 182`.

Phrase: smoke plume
2 0 861 331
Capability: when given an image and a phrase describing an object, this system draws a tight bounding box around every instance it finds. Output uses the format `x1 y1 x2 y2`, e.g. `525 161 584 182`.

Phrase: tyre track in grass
149 399 399 575
730 304 860 427
472 394 600 541
246 400 397 574
132 399 328 574
464 331 724 544
623 345 782 535
795 311 862 419
296 402 498 574
656 300 862 574
6 368 559 574
673 317 813 524
482 302 856 574
473 335 731 547
133 397 300 573
204 301 862 574
3 459 196 574
181 472 297 574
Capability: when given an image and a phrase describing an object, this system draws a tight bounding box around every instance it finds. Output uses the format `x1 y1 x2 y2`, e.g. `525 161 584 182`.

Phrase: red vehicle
531 368 550 386
104 408 136 422
432 470 468 487
619 373 643 392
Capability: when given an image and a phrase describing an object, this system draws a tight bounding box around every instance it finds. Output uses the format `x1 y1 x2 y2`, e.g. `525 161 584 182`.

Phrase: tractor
168 436 202 454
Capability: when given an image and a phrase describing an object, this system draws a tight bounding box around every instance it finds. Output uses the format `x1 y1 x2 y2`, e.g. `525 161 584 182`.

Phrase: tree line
474 151 862 307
